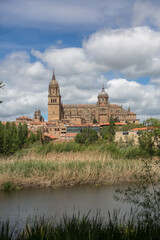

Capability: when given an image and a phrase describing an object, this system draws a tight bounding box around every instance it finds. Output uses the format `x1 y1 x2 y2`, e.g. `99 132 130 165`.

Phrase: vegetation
1 213 160 240
100 116 116 141
0 149 145 189
0 121 41 156
75 128 98 144
0 117 159 189
114 118 160 226
117 122 145 131
2 181 19 192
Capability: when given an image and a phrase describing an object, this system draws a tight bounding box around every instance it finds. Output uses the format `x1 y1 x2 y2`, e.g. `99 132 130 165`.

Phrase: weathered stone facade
48 73 139 124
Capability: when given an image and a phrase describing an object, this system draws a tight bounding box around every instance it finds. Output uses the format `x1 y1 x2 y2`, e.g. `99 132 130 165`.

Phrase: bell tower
48 71 62 122
96 85 109 123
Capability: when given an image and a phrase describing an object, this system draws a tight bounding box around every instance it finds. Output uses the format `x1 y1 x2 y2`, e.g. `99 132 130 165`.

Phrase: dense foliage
100 116 116 141
0 121 41 155
75 128 99 144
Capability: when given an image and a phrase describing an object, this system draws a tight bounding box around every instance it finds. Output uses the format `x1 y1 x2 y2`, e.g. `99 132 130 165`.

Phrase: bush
2 181 19 192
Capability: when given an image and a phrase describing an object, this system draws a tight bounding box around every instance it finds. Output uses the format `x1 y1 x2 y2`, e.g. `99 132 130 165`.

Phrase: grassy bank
0 150 145 190
1 214 160 240
0 141 158 190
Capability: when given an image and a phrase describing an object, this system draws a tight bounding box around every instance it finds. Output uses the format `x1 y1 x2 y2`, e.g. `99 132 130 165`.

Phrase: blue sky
0 0 160 121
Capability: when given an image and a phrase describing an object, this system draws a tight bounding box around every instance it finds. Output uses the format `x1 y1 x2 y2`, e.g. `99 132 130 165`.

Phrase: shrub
2 181 19 192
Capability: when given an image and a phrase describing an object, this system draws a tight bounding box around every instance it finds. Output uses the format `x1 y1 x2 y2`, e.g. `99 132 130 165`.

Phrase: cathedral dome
98 85 108 98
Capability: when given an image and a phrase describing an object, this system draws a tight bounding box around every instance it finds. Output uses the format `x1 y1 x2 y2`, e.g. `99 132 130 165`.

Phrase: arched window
51 99 52 103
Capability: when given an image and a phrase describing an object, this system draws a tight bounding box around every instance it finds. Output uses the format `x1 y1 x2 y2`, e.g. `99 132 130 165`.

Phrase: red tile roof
43 133 58 139
100 122 125 126
16 116 33 121
64 133 77 137
130 127 155 131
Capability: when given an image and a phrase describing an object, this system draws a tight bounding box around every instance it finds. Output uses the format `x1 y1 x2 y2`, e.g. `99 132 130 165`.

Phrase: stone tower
96 85 109 123
48 71 62 122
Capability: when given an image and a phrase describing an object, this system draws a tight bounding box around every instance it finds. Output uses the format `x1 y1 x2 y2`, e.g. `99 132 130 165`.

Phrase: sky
0 0 160 122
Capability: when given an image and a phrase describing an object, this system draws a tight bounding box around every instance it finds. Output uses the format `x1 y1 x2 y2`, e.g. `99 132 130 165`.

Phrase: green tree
138 131 155 156
75 128 98 144
100 126 109 139
17 123 23 148
0 121 4 153
143 118 160 127
100 117 116 141
93 118 97 124
22 123 28 143
3 129 11 155
29 132 37 144
10 122 19 153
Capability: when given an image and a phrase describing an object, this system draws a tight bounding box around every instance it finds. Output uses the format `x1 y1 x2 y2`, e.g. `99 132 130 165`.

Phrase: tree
93 118 97 124
0 81 5 103
0 121 4 153
143 118 160 127
100 117 116 141
75 128 98 144
100 126 109 139
10 122 19 153
3 129 11 155
138 131 155 156
115 158 160 225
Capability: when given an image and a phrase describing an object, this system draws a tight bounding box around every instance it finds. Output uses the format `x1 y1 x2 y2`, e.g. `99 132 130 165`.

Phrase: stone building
48 72 139 124
33 109 44 122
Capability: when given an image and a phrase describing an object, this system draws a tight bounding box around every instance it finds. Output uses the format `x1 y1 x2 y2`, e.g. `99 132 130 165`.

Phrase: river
0 185 132 227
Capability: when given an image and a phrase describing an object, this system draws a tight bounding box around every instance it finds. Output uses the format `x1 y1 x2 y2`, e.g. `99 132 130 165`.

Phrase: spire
102 84 104 91
52 68 56 81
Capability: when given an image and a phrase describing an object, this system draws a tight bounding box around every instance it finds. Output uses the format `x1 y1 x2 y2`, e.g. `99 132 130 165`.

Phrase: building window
123 132 129 135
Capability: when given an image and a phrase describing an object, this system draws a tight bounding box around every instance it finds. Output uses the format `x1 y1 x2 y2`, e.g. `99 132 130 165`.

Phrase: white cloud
0 52 49 120
84 27 160 78
1 26 160 121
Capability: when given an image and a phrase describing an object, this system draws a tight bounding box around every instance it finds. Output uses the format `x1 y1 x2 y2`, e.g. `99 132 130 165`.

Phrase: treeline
0 121 41 155
74 117 160 158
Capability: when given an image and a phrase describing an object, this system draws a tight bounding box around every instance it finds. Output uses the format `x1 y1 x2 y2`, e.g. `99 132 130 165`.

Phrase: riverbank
0 150 148 189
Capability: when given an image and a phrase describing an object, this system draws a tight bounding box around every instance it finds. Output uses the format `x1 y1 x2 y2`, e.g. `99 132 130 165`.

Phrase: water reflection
0 185 132 226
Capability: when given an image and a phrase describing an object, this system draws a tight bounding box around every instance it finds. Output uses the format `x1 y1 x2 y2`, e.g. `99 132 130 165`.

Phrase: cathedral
48 72 139 124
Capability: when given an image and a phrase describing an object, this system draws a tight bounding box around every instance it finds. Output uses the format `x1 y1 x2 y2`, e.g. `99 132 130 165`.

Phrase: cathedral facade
48 72 139 124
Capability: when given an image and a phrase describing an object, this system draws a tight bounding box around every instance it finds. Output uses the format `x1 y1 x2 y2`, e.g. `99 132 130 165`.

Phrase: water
0 185 132 227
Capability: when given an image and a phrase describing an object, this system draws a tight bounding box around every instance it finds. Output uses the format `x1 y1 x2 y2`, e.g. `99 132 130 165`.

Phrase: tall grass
36 142 85 155
0 150 147 189
0 141 156 189
0 214 160 239
35 141 148 159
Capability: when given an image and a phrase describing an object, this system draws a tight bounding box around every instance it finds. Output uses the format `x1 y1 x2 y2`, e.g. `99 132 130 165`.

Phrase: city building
48 72 139 124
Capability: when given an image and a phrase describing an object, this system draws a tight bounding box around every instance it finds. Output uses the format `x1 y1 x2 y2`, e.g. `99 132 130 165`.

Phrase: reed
0 150 149 189
1 213 160 240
